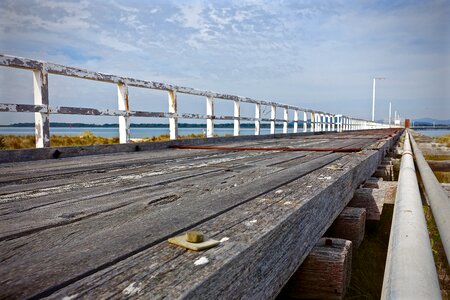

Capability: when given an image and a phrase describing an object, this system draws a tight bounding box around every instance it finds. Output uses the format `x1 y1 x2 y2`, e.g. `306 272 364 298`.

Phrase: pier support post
327 207 366 249
282 238 353 299
33 67 50 148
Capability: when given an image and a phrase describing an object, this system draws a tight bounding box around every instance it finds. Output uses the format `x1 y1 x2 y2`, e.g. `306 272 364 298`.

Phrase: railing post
33 67 50 148
270 105 276 134
336 115 341 132
293 110 298 133
117 82 130 144
283 107 288 134
168 90 178 140
303 111 308 133
234 100 240 136
255 103 261 135
206 96 214 138
320 113 325 131
311 112 315 132
316 114 320 131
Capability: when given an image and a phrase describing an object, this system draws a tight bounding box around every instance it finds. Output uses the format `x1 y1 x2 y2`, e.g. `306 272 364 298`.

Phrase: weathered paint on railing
0 54 393 148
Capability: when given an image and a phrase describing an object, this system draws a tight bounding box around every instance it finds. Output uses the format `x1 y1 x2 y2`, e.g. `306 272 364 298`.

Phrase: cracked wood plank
45 134 399 299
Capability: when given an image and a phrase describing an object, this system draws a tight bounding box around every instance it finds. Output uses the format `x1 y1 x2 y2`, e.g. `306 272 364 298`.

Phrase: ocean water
2 127 448 138
415 129 450 137
0 127 276 138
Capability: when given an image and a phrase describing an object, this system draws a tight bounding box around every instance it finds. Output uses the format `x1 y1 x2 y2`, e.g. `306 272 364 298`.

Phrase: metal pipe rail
410 132 450 265
0 54 392 148
381 131 441 300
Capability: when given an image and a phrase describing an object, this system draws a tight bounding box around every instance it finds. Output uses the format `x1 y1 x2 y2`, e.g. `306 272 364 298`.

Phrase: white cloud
0 0 448 124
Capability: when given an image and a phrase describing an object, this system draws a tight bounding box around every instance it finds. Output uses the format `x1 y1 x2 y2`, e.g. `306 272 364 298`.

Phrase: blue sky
0 0 449 125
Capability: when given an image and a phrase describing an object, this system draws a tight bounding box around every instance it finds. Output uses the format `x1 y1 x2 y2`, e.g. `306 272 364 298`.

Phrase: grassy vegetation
424 206 450 299
0 132 208 150
435 134 450 147
0 131 119 150
422 134 450 298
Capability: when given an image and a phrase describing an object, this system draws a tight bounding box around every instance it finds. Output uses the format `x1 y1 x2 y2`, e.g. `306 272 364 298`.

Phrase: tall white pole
389 101 392 125
372 78 376 121
372 77 385 122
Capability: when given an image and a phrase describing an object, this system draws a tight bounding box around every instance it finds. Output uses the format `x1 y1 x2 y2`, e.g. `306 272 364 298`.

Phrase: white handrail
0 54 394 148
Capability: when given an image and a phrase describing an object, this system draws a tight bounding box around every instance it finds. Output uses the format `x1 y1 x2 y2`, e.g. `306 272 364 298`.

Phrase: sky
0 0 449 125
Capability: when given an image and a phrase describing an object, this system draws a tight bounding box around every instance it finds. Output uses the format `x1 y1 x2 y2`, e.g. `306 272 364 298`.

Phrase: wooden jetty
0 128 401 299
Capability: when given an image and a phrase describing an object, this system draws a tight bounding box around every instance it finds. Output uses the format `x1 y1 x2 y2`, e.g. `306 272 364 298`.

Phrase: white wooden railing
0 54 392 148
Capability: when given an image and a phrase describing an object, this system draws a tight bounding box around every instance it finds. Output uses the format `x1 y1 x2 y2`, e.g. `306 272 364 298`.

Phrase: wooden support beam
373 164 394 181
348 188 388 221
282 238 353 300
362 177 383 189
327 207 366 248
427 160 450 172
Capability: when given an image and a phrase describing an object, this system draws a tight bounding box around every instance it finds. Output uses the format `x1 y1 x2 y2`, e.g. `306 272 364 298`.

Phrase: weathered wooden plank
0 130 401 299
0 137 380 242
0 131 321 164
427 160 450 172
0 149 331 240
0 135 330 188
0 135 339 185
44 133 398 300
0 152 346 298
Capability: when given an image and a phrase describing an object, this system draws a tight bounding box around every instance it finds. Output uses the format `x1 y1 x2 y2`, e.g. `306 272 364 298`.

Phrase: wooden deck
0 129 402 299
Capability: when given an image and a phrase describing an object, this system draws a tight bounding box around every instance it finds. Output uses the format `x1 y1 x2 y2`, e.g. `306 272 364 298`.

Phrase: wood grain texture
281 238 353 300
326 207 366 248
0 129 402 299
